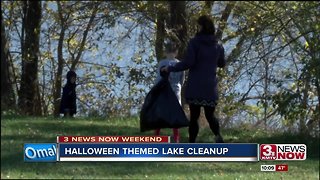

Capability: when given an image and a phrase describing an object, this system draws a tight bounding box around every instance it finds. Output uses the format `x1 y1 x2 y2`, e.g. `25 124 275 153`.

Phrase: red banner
57 136 170 143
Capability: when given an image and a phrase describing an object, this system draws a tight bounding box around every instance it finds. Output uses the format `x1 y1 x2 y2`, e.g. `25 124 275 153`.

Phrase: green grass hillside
1 116 319 179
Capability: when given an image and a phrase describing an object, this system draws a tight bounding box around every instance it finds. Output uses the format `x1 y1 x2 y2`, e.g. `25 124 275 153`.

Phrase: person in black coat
161 15 226 143
60 70 77 117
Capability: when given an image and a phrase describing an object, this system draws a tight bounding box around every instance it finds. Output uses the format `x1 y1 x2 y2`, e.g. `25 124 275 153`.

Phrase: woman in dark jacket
60 70 77 117
162 15 226 143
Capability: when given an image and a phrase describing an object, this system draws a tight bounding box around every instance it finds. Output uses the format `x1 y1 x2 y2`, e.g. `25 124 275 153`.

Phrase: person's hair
164 41 179 53
66 70 77 81
197 15 215 35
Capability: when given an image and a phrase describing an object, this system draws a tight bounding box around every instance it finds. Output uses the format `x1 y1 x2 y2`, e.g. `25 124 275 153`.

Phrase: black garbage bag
140 75 189 132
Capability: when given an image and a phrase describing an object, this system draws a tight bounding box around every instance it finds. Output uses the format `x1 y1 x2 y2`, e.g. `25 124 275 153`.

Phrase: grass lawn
1 115 319 179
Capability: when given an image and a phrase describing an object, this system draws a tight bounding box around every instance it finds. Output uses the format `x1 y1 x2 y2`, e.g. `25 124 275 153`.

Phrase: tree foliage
1 1 319 135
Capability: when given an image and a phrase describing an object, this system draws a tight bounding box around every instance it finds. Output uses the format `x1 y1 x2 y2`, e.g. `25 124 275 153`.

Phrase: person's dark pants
63 109 74 118
188 104 224 143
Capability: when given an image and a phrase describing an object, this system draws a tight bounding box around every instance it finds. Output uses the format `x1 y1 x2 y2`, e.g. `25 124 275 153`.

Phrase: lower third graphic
24 143 57 162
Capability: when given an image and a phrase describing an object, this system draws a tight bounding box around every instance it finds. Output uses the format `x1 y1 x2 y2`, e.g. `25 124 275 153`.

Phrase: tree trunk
204 1 214 14
18 0 42 116
316 78 320 116
310 40 320 130
263 57 269 129
169 1 188 108
53 1 66 117
155 7 165 62
216 2 235 40
300 73 310 134
1 12 16 113
169 1 188 60
70 5 99 71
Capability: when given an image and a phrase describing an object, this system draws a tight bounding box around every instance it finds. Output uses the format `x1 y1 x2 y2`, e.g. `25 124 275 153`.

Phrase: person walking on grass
154 41 185 143
161 15 226 143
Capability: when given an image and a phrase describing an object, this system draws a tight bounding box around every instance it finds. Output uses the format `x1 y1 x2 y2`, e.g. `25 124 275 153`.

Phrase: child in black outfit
60 71 77 117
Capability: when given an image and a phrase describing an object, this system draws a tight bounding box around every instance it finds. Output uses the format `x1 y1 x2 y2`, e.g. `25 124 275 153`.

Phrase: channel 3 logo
260 144 306 160
24 143 57 162
260 144 277 160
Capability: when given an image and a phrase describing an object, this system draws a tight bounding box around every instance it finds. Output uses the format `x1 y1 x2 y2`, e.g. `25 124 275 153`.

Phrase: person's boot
173 129 180 143
215 135 224 143
189 137 196 143
173 135 180 143
154 129 161 136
